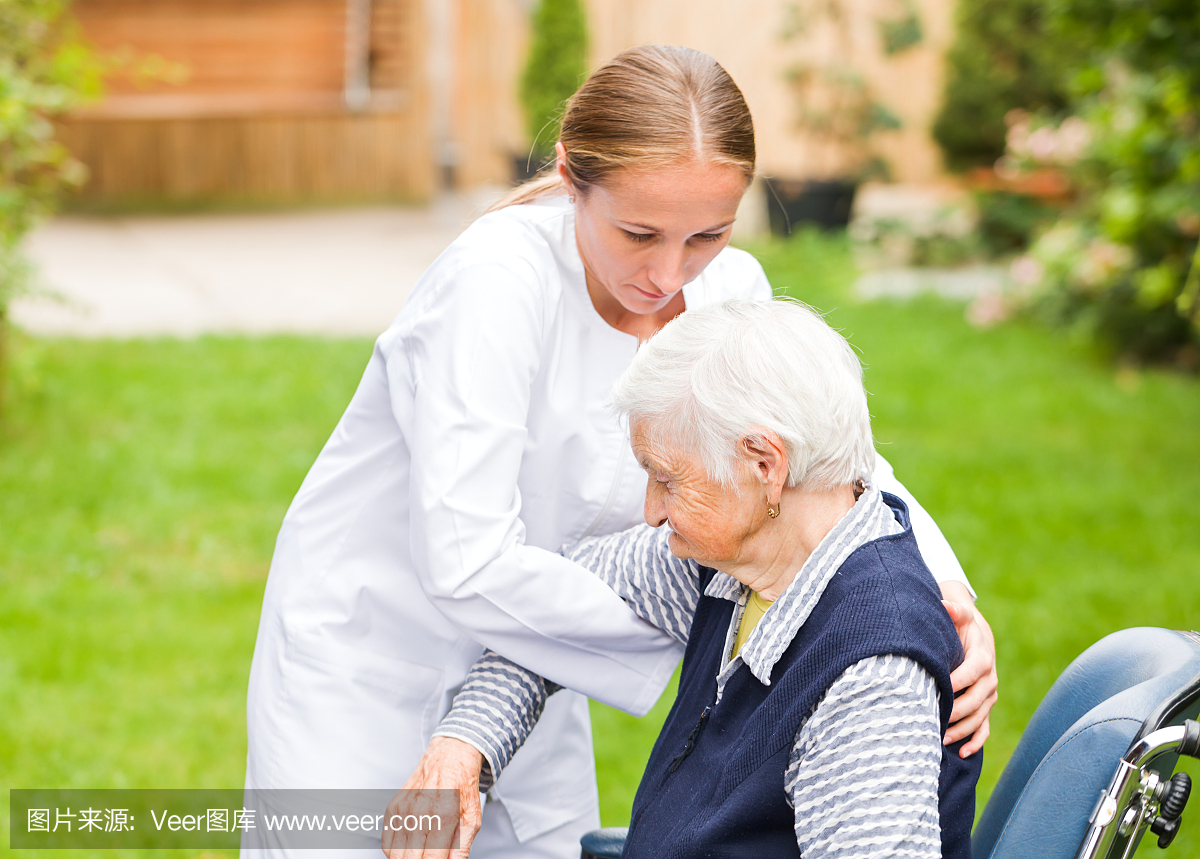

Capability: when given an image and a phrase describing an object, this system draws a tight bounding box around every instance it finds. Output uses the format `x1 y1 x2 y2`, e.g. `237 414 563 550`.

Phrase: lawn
2 232 1199 857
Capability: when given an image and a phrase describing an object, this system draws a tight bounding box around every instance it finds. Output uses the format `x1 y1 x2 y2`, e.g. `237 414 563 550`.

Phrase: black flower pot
764 177 859 235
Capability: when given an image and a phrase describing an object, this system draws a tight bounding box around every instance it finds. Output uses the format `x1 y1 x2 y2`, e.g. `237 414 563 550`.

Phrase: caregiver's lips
630 284 670 300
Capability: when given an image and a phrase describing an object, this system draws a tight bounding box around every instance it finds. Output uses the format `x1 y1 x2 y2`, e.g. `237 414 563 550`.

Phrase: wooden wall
74 0 348 99
441 0 958 188
583 0 957 185
63 0 434 204
59 0 958 204
57 111 431 200
447 0 529 188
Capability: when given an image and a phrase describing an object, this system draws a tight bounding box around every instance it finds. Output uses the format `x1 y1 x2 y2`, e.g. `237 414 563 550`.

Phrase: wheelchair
581 627 1200 859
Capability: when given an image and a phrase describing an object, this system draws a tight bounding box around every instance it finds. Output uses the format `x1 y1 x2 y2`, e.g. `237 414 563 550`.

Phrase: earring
767 502 780 519
568 195 575 203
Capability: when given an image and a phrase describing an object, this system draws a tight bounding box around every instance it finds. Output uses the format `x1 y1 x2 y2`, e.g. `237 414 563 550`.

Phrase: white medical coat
244 196 970 842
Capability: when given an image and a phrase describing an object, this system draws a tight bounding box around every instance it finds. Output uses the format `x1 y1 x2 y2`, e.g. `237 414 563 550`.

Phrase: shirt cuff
430 727 499 793
432 650 553 789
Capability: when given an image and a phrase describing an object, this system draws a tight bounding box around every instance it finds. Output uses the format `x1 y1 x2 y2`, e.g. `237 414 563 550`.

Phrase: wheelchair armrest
580 826 627 859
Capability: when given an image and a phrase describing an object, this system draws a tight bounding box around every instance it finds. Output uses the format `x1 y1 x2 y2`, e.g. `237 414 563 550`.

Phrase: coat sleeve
871 453 974 596
389 255 682 716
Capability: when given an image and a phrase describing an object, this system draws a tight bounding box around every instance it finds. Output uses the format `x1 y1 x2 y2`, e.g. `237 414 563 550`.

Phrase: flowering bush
933 0 1084 171
995 111 1091 180
1000 0 1200 366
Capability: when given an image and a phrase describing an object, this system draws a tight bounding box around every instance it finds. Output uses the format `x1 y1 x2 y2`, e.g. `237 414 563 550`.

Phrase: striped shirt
435 488 944 858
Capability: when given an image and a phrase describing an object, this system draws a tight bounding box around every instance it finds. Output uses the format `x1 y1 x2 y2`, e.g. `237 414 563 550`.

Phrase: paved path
12 182 993 337
12 188 505 338
854 265 1009 301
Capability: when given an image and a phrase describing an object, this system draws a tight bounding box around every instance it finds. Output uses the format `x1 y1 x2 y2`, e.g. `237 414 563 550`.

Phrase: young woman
244 45 996 859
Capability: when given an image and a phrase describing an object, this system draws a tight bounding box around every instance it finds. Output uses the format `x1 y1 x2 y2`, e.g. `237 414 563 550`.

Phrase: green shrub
975 192 1061 257
0 0 99 411
518 0 588 157
933 0 1084 171
0 0 98 295
1010 1 1200 365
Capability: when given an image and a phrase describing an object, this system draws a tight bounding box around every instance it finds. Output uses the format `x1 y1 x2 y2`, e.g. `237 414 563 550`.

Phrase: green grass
0 334 374 859
2 231 1199 857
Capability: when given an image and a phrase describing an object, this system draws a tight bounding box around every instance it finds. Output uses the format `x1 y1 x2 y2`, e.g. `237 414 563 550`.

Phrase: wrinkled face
569 159 748 317
631 421 765 570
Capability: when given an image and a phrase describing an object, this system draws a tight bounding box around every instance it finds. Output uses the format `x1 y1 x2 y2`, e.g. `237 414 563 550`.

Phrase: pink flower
1010 255 1044 286
995 155 1021 181
1028 127 1059 163
966 294 1011 329
1005 121 1031 158
1056 117 1091 163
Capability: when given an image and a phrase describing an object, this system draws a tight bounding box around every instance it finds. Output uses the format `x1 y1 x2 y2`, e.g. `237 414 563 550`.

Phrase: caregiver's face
631 421 765 570
569 158 748 317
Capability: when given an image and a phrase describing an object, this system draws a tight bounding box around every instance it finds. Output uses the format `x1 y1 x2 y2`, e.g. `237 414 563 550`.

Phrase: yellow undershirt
732 590 774 659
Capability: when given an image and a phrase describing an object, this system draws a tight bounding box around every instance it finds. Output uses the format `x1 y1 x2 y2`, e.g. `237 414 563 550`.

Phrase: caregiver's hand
940 581 998 758
382 736 484 859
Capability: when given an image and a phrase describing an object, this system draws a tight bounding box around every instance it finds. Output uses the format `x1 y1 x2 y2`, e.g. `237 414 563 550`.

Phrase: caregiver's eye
623 230 654 243
693 231 726 243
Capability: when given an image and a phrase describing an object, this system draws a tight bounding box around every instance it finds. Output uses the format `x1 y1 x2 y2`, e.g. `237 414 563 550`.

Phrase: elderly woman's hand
940 582 998 758
382 736 484 859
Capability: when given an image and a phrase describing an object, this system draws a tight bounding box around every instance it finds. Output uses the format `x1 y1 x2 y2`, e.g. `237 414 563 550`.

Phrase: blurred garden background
2 0 1199 857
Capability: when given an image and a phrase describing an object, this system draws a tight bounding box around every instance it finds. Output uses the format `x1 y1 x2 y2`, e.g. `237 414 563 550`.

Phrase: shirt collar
702 487 905 685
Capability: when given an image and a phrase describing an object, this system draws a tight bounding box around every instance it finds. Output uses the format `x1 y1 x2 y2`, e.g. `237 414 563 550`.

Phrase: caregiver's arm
396 256 681 716
434 524 697 788
872 453 997 756
386 525 698 859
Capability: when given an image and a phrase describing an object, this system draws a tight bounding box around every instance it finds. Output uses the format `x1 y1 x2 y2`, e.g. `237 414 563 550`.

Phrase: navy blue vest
623 495 980 859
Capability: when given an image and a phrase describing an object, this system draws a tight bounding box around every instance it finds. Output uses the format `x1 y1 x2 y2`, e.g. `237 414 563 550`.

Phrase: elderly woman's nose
644 480 669 527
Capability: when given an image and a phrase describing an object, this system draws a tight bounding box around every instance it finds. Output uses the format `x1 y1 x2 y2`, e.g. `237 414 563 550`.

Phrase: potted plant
767 0 923 234
513 0 588 184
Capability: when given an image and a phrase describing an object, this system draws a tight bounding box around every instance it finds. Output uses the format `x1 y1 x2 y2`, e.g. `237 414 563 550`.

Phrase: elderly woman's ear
740 430 789 508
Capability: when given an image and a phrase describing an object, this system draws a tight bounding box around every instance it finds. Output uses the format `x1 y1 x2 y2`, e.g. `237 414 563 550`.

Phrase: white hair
611 299 874 490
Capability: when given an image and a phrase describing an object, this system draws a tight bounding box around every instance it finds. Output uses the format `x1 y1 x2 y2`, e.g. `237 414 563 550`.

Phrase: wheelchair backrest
973 627 1200 859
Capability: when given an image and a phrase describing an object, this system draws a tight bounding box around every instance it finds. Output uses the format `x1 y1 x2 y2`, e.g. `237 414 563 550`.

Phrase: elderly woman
390 299 982 859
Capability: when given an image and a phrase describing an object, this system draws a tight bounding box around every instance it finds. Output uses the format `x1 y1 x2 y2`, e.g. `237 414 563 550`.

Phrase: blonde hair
490 45 755 211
